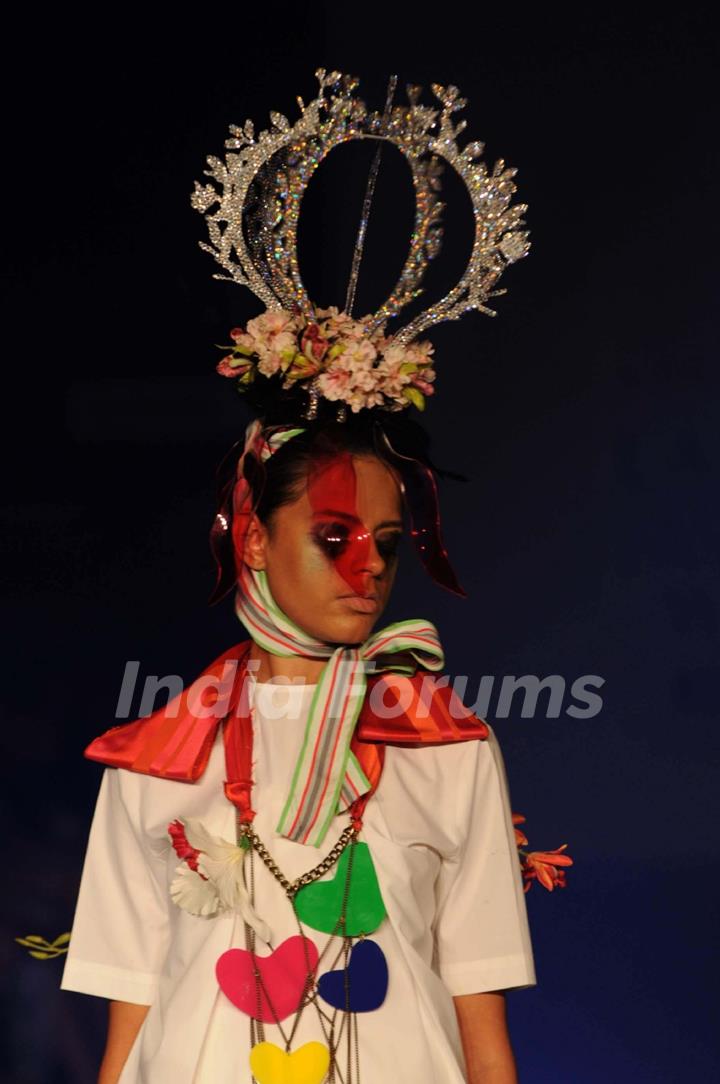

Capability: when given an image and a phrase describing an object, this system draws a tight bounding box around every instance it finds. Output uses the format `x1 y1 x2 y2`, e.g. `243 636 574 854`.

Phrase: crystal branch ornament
191 69 530 416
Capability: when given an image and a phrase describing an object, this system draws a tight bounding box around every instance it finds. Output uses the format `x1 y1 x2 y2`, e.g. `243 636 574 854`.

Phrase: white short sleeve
60 767 172 1005
432 726 537 996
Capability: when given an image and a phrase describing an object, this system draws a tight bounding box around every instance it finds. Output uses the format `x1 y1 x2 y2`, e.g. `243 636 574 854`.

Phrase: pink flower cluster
216 306 437 413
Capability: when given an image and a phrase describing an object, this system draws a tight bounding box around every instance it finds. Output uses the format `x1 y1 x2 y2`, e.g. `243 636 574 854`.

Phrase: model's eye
376 532 402 561
312 522 350 557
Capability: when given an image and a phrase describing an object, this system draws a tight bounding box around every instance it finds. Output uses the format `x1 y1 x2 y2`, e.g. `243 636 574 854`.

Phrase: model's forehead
284 455 403 526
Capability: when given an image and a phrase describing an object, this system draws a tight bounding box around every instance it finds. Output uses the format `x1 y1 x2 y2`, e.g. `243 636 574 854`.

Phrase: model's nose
357 537 387 580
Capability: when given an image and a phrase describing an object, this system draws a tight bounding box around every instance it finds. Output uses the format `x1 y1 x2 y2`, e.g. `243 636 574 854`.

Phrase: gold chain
238 818 359 897
233 694 367 1082
240 815 363 1083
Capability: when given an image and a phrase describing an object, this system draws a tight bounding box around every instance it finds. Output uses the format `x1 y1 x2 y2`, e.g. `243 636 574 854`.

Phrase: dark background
2 8 718 1082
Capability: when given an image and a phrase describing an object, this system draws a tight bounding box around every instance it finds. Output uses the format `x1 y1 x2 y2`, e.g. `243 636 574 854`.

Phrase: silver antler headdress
192 69 530 418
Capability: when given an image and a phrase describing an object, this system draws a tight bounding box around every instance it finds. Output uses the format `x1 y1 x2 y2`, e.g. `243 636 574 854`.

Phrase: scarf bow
235 563 445 847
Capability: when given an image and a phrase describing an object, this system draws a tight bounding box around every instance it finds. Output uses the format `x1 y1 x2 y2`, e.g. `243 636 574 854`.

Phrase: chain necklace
238 814 364 1083
229 682 389 1084
154 637 489 1082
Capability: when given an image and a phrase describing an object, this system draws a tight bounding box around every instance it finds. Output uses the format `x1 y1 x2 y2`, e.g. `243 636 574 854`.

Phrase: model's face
244 455 404 645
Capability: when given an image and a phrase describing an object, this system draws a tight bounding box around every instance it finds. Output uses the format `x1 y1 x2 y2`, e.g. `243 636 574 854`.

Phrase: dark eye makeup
311 521 350 557
376 532 402 560
310 522 402 562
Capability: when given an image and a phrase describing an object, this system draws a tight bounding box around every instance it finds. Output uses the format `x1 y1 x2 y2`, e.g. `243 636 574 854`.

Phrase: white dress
61 673 536 1083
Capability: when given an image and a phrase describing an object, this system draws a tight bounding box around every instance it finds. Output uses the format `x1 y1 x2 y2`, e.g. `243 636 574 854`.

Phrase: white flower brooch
167 817 271 943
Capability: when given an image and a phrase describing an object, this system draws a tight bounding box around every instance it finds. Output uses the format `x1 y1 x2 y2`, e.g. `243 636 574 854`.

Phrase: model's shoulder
358 666 490 744
83 639 252 781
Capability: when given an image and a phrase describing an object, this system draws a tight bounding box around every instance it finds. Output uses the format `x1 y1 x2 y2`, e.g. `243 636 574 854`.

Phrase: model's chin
280 596 389 647
318 608 381 646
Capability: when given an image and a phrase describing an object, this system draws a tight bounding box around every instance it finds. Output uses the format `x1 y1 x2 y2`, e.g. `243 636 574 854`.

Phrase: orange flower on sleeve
512 811 574 893
522 844 573 892
512 812 528 847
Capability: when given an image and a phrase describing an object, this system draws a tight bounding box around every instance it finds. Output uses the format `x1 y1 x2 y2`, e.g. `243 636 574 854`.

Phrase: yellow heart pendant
249 1040 330 1084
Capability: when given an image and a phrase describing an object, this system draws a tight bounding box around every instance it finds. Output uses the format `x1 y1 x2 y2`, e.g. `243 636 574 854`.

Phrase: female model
61 70 537 1083
61 414 536 1084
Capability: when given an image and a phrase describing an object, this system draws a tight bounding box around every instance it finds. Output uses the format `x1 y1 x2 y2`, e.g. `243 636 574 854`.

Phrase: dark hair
236 366 452 519
249 414 428 532
208 384 469 603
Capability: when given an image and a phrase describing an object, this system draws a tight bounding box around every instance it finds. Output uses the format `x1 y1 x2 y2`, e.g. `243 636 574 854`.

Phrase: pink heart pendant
216 935 319 1022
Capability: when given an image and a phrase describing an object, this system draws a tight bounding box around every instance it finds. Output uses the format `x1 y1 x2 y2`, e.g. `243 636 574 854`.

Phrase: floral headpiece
191 69 530 421
217 305 436 416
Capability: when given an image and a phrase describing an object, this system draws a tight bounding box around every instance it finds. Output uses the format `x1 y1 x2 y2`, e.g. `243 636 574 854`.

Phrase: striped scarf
234 563 445 847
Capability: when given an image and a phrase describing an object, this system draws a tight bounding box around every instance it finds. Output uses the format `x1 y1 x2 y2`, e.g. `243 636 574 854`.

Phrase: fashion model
61 70 536 1084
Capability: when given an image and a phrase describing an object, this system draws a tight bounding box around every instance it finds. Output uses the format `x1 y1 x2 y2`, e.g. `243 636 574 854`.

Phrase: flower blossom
167 817 272 942
512 813 528 848
168 818 203 873
522 844 573 893
300 323 330 363
215 306 438 413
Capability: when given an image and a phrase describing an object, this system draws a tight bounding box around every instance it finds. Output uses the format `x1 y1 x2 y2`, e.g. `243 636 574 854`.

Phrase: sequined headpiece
191 68 530 421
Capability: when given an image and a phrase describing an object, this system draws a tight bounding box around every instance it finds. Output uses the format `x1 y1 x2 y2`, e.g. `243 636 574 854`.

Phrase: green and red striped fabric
235 564 445 847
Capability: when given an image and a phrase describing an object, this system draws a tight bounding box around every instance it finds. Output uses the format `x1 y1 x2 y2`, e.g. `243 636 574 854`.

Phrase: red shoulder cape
84 638 488 786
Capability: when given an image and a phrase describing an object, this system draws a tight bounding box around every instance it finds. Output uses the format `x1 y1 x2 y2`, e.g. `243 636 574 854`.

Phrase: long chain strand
239 812 363 1083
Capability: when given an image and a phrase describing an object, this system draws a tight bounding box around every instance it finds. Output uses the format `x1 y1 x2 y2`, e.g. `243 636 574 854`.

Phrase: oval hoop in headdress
193 69 530 602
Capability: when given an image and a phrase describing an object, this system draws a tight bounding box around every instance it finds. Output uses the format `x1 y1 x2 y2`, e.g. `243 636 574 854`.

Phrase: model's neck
248 642 327 684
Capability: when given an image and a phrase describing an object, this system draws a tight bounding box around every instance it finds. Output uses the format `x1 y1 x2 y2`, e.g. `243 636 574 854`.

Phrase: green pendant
293 842 386 936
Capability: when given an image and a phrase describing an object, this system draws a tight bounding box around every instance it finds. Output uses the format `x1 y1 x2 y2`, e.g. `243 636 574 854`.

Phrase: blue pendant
317 938 388 1013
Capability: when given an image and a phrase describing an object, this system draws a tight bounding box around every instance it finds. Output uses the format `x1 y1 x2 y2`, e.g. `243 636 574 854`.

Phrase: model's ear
242 513 268 571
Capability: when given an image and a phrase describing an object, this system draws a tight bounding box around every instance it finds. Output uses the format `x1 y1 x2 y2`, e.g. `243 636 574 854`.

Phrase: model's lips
339 594 379 614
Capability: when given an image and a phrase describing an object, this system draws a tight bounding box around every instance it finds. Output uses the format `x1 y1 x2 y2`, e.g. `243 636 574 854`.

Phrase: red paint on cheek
306 453 374 597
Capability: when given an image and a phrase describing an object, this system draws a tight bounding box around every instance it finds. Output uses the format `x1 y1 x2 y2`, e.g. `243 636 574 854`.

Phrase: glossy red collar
84 638 488 784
